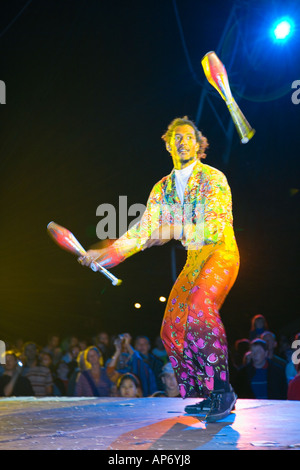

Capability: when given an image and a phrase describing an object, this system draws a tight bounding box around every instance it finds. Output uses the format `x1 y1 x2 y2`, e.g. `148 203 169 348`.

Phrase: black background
1 0 299 348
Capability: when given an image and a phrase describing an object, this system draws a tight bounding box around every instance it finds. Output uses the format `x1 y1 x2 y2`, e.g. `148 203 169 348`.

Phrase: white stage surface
0 396 299 451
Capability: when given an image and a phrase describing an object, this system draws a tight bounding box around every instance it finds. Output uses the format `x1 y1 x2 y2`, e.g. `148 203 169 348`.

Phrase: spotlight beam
271 17 295 42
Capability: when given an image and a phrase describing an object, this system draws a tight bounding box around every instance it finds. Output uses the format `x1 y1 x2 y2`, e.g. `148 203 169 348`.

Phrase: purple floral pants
161 246 240 398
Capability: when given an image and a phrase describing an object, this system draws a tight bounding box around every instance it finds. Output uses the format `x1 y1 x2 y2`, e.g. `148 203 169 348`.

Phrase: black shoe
184 396 212 415
205 387 237 423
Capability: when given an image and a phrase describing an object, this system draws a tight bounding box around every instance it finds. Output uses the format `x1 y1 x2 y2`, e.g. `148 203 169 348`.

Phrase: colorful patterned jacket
114 160 238 259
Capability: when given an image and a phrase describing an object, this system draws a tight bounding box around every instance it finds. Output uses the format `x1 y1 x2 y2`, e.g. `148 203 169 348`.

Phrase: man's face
50 336 60 348
98 333 109 346
251 345 268 368
5 354 17 371
25 343 37 360
262 333 276 353
168 125 199 168
135 337 150 356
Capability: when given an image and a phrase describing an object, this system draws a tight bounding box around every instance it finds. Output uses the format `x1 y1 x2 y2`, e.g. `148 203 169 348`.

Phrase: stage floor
0 396 299 451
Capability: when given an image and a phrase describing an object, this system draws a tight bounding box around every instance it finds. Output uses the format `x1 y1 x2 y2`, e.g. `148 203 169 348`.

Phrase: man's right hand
78 245 123 269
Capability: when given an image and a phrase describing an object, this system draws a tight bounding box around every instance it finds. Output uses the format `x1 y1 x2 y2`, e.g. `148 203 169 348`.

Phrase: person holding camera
0 351 33 397
106 333 157 396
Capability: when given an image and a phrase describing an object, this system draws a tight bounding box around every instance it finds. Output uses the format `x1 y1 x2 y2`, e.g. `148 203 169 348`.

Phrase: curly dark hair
161 116 209 160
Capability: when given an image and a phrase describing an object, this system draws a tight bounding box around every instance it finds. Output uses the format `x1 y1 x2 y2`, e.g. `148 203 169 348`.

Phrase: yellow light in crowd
159 296 166 302
134 303 141 309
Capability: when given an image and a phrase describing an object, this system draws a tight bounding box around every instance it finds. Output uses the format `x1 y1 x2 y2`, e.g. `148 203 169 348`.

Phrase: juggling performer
79 115 240 422
66 52 255 422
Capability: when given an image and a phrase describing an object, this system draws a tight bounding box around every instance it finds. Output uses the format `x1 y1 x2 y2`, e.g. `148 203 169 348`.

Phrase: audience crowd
1 314 299 401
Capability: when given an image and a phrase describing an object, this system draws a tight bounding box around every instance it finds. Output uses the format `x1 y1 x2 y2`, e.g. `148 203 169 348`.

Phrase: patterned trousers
161 245 240 399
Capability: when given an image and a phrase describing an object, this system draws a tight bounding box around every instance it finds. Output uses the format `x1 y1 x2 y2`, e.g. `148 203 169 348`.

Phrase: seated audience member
231 338 250 370
287 363 300 400
0 351 34 397
55 344 81 395
75 346 113 397
106 333 157 397
233 339 287 399
161 362 180 397
40 351 68 396
260 331 287 368
13 338 24 356
117 373 142 398
67 349 87 396
60 336 79 363
52 361 70 396
22 342 53 397
39 352 54 374
78 338 89 352
278 334 292 359
95 331 114 364
249 314 268 341
152 335 168 365
41 334 62 366
243 351 252 366
66 345 81 377
150 362 180 397
134 335 164 390
228 338 250 387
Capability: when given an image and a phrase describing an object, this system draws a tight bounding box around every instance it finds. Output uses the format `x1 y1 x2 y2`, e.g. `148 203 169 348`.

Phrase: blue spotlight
271 17 295 42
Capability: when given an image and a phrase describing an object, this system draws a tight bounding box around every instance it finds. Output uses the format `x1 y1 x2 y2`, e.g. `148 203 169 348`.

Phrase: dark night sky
1 0 300 347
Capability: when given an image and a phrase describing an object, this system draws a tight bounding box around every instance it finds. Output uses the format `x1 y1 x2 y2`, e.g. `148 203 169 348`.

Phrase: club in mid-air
201 51 255 144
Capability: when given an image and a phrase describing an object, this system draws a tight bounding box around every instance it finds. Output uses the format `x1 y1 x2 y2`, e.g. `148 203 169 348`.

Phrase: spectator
249 314 268 340
95 331 114 364
41 334 62 366
228 338 250 387
78 338 88 351
75 346 113 397
134 335 164 390
67 349 87 396
233 339 287 399
231 338 250 370
287 362 300 400
52 361 70 396
60 336 79 363
152 335 168 364
106 334 133 373
260 331 287 369
243 350 252 366
278 334 294 361
66 345 81 378
13 338 24 356
22 342 53 397
0 351 33 397
117 373 142 398
159 362 180 397
106 333 157 397
40 352 54 372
